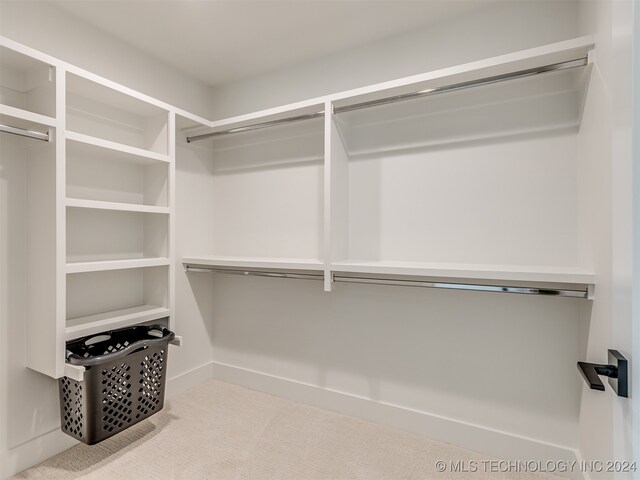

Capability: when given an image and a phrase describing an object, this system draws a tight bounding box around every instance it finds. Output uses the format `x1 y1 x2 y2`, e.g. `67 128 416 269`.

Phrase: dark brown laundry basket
59 324 175 445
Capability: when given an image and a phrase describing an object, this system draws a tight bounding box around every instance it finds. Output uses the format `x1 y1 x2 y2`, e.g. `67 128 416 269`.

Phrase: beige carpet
13 380 559 480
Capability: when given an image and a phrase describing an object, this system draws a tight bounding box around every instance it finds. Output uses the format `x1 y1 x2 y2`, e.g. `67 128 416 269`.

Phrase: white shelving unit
63 71 175 364
0 36 184 381
1 33 597 382
182 36 596 296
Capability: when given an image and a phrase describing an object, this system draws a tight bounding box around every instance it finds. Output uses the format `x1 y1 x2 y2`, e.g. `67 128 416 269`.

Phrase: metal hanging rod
0 123 50 142
332 275 588 298
186 111 325 143
184 265 324 281
333 57 588 114
184 264 588 298
186 57 587 143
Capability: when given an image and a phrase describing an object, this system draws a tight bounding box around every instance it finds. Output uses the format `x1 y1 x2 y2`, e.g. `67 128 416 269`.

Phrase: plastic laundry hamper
59 324 175 445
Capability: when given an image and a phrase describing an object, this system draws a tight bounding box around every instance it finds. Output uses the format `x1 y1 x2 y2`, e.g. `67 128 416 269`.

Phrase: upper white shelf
66 72 169 155
182 255 324 272
330 261 595 286
0 104 56 128
331 36 593 110
66 130 170 163
0 44 56 119
67 257 170 274
66 198 170 215
189 36 593 140
185 101 325 142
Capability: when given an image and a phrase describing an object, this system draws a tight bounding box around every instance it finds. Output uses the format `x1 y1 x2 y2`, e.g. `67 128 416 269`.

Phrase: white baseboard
3 361 586 480
1 429 78 480
210 360 585 480
1 363 213 480
166 361 214 400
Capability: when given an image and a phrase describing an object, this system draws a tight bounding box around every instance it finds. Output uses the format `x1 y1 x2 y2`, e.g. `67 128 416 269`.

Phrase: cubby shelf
182 255 324 272
66 257 170 274
65 130 170 163
66 198 170 214
65 304 170 340
330 261 595 286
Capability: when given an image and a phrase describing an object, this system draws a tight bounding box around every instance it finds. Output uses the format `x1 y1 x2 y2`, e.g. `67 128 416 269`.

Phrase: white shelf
0 104 56 128
182 255 324 272
65 130 170 163
66 198 170 214
331 36 594 109
330 261 595 286
65 304 170 340
66 257 170 274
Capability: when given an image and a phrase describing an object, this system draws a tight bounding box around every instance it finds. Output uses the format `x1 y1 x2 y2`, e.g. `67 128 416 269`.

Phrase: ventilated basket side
59 377 86 441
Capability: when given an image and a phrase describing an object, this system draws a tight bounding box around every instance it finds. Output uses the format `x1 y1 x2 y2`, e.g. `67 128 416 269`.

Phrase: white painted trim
1 429 78 480
210 361 585 480
165 361 214 400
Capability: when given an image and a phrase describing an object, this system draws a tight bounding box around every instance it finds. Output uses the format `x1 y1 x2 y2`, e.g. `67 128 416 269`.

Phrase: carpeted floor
12 379 559 480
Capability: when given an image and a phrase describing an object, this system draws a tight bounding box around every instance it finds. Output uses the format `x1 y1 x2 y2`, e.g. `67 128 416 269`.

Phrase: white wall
210 0 580 119
0 0 211 117
200 0 589 459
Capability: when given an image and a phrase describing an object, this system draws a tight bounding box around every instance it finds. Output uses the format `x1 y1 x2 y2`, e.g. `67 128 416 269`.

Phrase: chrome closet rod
184 265 324 281
186 111 325 142
0 123 50 142
185 56 588 143
333 57 588 114
332 275 588 298
184 264 588 298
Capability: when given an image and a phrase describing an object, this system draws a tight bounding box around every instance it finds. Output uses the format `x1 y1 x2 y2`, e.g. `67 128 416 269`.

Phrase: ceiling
47 0 498 87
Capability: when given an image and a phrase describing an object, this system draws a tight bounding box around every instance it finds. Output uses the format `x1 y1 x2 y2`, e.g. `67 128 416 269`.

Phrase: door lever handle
577 350 628 397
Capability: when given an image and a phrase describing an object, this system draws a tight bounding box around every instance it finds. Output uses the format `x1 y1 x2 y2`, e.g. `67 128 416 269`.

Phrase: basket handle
66 329 176 367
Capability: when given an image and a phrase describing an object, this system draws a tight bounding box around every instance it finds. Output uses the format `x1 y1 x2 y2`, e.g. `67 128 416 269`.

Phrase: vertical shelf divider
168 111 176 332
323 100 350 292
56 66 68 378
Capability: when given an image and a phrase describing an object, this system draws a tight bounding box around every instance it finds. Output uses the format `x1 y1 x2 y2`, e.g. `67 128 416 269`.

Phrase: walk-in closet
0 1 638 479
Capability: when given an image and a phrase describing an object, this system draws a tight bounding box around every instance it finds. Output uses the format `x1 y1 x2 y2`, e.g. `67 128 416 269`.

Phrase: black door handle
577 350 628 397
